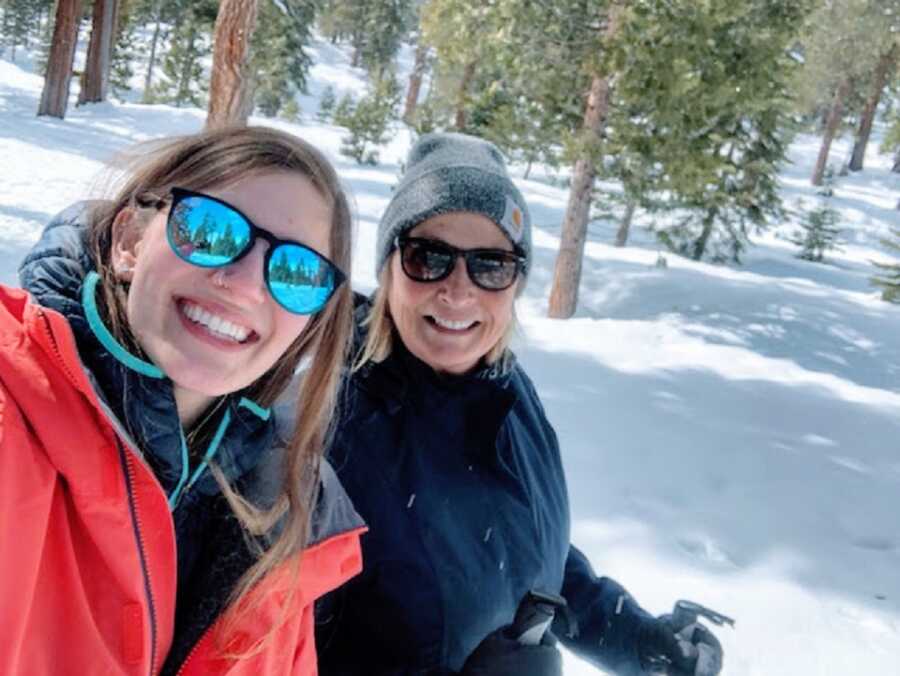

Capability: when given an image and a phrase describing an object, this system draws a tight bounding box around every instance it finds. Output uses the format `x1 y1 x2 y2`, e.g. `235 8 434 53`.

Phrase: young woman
0 126 365 675
315 132 725 676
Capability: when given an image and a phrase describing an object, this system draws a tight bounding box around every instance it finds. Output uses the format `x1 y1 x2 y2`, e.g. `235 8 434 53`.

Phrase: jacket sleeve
553 544 652 675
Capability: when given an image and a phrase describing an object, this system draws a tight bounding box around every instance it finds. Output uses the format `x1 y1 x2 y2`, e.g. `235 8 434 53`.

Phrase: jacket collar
354 315 520 466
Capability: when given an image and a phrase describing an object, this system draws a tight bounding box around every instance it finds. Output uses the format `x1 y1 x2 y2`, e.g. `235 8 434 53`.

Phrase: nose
437 255 476 305
210 239 267 305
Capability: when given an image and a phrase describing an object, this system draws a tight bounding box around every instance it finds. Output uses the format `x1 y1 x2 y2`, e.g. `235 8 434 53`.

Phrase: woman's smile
176 297 259 347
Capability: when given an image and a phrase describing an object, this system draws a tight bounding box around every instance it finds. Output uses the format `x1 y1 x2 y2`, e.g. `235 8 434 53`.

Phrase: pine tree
616 0 811 263
317 85 336 121
1 0 48 60
790 198 841 262
79 0 119 105
319 0 414 75
135 0 175 103
872 228 900 302
358 0 414 77
420 0 499 132
885 109 900 173
156 0 216 107
336 72 401 164
109 0 138 98
798 0 894 185
206 0 259 129
37 0 84 118
249 0 315 118
403 25 429 123
848 0 899 172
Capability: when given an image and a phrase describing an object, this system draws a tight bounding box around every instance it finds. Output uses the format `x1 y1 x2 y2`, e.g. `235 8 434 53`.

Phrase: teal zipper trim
81 271 164 379
166 432 191 510
238 397 270 420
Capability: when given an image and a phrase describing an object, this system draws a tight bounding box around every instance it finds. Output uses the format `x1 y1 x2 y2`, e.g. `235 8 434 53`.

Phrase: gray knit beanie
376 132 532 279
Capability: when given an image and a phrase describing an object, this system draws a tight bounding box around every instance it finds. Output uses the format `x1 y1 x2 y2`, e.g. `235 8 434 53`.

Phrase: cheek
486 292 514 327
273 313 311 349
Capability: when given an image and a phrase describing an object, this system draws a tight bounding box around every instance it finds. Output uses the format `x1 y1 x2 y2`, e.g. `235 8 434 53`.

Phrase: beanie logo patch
502 196 524 243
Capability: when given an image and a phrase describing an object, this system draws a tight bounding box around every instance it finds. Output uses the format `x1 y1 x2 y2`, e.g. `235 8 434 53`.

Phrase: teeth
432 316 476 331
181 301 251 342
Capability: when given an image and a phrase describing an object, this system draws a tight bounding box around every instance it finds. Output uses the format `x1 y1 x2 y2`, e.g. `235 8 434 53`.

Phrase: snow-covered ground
2 34 900 675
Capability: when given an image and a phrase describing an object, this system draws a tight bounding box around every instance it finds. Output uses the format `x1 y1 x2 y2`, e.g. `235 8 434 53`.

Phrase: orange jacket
0 284 364 675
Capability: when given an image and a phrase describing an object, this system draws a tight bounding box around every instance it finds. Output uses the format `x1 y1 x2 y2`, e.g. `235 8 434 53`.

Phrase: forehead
411 212 512 251
205 171 332 249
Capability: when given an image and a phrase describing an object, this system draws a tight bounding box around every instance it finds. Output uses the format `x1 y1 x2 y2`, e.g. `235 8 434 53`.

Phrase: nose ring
211 268 230 289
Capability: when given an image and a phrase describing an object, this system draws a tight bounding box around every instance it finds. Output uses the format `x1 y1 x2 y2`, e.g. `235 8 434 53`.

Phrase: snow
2 32 900 675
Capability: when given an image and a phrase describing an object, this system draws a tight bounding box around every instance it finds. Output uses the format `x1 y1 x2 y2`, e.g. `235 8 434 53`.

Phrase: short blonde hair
354 257 518 374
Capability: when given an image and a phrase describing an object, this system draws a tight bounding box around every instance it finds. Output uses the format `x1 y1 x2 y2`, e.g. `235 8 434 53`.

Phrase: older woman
316 132 724 676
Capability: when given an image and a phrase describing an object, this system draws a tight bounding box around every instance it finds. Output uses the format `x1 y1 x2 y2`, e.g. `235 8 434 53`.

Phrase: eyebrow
413 232 514 253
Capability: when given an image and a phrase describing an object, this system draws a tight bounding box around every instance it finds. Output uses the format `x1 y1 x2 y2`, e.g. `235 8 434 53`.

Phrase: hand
637 616 723 676
460 626 562 676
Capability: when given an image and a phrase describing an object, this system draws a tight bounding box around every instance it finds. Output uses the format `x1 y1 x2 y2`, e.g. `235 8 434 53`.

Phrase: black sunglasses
165 188 345 315
395 235 524 291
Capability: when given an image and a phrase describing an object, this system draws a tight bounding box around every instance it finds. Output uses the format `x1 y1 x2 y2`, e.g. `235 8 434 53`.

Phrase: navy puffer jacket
316 301 654 675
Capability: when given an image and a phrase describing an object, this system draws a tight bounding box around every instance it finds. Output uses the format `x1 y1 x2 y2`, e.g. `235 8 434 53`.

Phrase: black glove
637 616 723 676
460 625 562 676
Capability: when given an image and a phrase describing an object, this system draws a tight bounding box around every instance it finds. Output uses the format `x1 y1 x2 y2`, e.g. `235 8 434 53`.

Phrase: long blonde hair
88 126 353 654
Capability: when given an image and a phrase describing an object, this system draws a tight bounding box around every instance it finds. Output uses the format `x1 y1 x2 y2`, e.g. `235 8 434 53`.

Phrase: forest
2 0 899 313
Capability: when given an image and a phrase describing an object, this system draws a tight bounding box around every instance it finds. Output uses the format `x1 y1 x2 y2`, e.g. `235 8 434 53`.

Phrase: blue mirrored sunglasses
165 188 345 315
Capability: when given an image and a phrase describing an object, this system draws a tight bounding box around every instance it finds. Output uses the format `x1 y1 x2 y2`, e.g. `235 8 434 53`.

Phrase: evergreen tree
797 0 895 185
872 228 900 302
206 0 259 129
615 0 811 263
317 85 336 121
420 0 499 132
318 0 413 75
37 0 84 118
1 0 47 60
790 198 841 262
358 0 414 76
156 0 216 107
250 0 315 118
885 106 900 173
109 0 138 98
79 0 119 105
336 72 401 164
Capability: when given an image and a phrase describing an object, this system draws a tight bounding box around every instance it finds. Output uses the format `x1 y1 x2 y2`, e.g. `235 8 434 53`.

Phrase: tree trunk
547 6 622 319
79 0 117 104
403 39 428 123
547 71 614 318
174 24 198 106
454 60 476 131
142 13 162 103
849 44 897 172
811 77 851 186
693 210 716 260
893 149 900 174
206 0 259 130
38 0 84 118
614 199 636 247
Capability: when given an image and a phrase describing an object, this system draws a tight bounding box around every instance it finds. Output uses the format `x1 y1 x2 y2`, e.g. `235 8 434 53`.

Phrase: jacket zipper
36 308 160 675
175 622 215 675
118 438 160 676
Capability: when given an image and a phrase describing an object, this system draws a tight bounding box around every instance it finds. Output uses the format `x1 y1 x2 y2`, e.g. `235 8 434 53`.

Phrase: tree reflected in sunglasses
396 235 524 291
166 188 345 315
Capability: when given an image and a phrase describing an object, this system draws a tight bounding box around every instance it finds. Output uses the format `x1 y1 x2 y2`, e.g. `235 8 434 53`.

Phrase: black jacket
317 309 653 675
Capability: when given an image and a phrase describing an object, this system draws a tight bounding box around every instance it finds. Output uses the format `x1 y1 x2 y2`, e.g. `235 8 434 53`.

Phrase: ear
110 207 145 283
